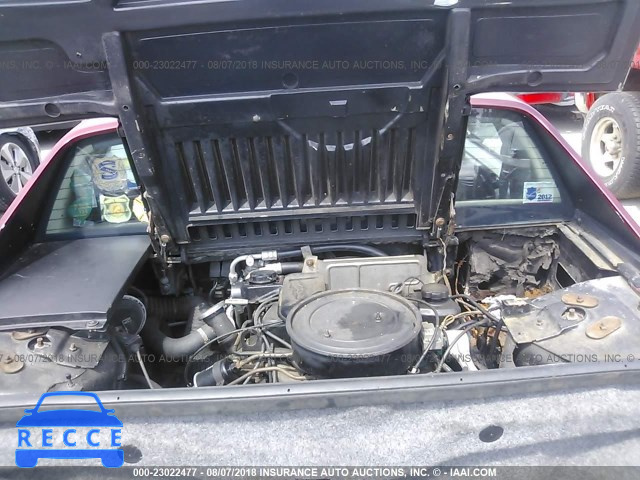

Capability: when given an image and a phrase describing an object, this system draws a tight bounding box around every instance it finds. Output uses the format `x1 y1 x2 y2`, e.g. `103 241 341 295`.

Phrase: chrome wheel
0 141 33 194
589 117 623 178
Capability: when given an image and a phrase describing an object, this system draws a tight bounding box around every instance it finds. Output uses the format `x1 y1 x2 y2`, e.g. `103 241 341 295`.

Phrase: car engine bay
1 221 639 394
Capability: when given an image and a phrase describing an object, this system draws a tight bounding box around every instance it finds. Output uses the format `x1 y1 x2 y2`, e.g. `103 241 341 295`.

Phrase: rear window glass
457 108 561 206
46 133 148 235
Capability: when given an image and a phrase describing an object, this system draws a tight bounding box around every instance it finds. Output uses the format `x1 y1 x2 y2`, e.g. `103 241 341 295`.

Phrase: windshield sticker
523 182 555 204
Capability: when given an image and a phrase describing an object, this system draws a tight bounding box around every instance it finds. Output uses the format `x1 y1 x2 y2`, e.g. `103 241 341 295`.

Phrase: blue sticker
523 182 555 204
97 160 118 181
525 186 538 202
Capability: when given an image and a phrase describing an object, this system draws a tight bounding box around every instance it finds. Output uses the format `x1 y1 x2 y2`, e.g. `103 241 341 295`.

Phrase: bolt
447 133 454 141
69 343 78 352
599 323 608 331
86 320 98 328
252 114 261 122
36 337 44 348
535 318 543 327
323 330 331 338
375 312 383 322
160 234 171 244
305 258 315 267
576 296 584 303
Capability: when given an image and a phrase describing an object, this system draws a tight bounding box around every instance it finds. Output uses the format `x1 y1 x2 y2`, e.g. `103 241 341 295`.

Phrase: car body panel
1 362 640 465
0 236 151 331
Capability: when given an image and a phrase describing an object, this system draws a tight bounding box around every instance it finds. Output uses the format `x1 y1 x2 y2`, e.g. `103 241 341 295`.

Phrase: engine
185 252 464 386
4 230 640 392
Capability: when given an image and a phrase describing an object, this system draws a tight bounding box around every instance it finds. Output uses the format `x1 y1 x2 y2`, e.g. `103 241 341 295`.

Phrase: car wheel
0 134 38 209
582 92 640 199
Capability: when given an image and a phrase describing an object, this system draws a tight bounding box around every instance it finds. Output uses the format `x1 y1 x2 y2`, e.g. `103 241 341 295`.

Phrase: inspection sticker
523 182 555 204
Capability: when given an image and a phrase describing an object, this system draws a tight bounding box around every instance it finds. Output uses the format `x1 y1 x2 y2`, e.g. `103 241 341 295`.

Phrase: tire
582 92 640 199
0 134 39 210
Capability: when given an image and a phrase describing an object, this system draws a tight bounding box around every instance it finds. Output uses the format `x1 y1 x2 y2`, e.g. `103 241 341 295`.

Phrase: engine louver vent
170 128 418 217
186 214 422 259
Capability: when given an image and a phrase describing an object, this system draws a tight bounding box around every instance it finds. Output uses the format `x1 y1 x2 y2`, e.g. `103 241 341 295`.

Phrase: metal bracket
562 293 599 309
586 316 622 339
102 32 174 247
0 352 24 374
418 8 472 235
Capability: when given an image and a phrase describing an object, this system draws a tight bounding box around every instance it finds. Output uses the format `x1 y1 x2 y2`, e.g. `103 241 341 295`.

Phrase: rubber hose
277 244 387 259
141 315 216 361
110 337 128 390
280 262 304 274
144 296 202 322
204 310 238 352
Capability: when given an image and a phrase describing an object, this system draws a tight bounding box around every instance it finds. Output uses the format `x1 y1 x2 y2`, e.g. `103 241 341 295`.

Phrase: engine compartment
1 224 638 393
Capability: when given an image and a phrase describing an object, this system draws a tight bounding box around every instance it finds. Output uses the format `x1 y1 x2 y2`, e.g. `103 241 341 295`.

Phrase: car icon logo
15 391 124 468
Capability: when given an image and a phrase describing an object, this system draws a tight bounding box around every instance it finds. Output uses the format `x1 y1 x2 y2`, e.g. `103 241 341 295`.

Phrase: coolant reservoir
419 283 461 323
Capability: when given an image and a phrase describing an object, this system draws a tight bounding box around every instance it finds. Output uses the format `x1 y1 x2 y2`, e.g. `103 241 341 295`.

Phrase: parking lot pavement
541 107 583 153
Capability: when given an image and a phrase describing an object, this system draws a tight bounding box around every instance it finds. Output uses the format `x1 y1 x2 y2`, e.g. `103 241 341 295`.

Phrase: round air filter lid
286 289 422 356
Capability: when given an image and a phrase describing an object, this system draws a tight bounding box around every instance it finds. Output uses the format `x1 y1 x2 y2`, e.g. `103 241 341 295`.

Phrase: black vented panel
171 128 417 217
186 214 422 259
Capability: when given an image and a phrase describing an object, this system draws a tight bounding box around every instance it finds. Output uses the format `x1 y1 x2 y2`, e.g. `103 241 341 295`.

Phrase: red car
517 92 575 107
1 0 640 467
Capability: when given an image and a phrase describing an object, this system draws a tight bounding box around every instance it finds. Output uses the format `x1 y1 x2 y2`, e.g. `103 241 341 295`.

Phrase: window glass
457 108 561 206
46 133 148 235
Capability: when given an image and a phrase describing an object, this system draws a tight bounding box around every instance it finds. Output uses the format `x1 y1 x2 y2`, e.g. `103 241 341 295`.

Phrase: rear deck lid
1 0 640 244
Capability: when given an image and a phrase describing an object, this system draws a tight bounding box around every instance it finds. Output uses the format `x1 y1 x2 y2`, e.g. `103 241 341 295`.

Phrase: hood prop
105 32 176 254
423 8 471 240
